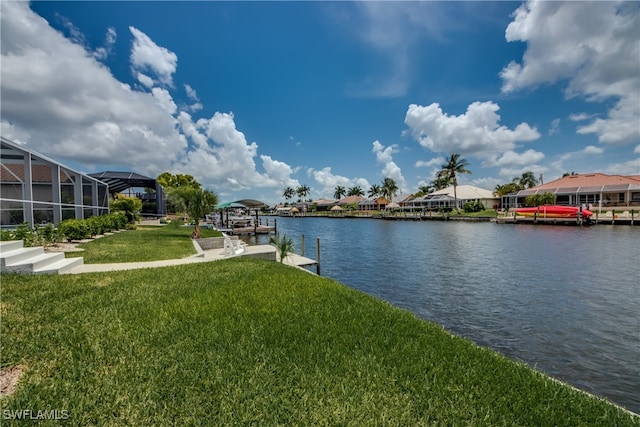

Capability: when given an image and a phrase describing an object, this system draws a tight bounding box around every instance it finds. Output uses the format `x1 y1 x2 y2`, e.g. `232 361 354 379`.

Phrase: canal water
250 217 640 413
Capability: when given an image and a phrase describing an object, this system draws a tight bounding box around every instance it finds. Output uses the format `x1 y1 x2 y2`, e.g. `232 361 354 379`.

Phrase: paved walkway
65 243 318 274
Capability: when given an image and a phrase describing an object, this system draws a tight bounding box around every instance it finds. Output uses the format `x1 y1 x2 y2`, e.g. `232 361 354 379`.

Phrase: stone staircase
0 240 84 275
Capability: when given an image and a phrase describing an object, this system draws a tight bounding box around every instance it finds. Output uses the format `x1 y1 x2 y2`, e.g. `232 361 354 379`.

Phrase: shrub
59 219 91 242
463 200 485 213
40 223 60 246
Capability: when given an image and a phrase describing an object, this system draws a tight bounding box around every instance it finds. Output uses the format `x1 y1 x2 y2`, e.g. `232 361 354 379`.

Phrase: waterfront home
358 197 390 211
409 185 497 211
337 195 366 208
502 173 640 210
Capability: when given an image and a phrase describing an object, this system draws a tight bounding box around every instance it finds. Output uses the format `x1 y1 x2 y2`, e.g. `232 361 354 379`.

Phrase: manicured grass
2 260 637 426
66 223 221 263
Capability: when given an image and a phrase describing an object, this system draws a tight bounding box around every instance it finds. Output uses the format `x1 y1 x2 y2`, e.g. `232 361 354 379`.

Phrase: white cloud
184 84 199 101
568 113 594 122
494 149 545 167
501 1 640 145
634 145 640 155
0 2 186 176
583 145 604 155
93 27 117 60
308 167 370 198
470 176 501 192
0 2 299 201
558 145 605 163
404 101 540 164
129 26 177 86
415 156 444 169
260 155 299 189
548 118 560 136
136 72 154 88
604 159 640 176
183 84 203 112
151 87 177 115
309 167 354 196
372 140 407 192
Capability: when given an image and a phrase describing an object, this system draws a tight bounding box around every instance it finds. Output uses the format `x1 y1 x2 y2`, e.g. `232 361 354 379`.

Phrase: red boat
513 205 593 218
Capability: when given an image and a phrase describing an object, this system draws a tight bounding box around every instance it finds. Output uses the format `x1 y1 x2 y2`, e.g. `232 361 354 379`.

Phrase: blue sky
1 1 638 204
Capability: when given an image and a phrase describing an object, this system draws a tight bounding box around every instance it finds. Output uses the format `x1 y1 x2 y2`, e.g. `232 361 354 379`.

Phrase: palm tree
380 177 398 202
495 182 521 197
282 187 295 203
269 234 294 263
437 154 471 212
296 184 310 202
333 185 346 200
430 176 450 191
516 171 537 189
347 186 364 197
417 184 433 195
368 184 381 198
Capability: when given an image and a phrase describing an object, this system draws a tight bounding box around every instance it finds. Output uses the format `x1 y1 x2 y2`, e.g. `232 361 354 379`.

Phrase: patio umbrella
330 205 342 211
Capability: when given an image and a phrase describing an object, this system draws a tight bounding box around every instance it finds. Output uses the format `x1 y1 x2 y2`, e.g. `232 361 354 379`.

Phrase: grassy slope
1 259 637 426
66 225 221 263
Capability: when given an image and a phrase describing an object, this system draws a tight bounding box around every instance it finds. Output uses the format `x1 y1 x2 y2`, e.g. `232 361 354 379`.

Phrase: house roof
430 185 496 200
515 173 640 196
337 195 366 205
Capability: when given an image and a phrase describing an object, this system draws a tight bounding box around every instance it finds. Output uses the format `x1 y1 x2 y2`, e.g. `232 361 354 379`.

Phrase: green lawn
66 223 221 263
1 260 637 426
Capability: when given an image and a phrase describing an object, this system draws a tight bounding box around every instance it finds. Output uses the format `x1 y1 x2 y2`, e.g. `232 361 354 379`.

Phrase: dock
225 225 275 235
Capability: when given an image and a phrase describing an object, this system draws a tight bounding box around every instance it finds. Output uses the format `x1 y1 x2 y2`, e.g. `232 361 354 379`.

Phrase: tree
430 176 450 191
296 185 310 202
166 186 218 238
562 171 578 177
495 182 521 197
110 194 143 224
157 172 201 214
525 192 556 207
437 154 471 213
516 171 537 189
347 186 364 197
368 184 381 198
334 185 346 200
156 172 201 190
381 177 399 202
283 187 295 203
418 184 433 195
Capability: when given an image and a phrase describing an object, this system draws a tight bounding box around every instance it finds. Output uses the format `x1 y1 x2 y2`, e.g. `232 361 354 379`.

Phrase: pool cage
0 137 110 228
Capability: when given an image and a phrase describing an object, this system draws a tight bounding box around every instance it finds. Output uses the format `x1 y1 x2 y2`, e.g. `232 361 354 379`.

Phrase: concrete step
0 240 85 275
4 252 66 273
33 256 84 275
1 246 45 270
0 240 24 252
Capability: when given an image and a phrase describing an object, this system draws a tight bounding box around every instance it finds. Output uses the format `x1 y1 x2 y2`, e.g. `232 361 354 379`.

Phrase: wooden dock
227 225 275 235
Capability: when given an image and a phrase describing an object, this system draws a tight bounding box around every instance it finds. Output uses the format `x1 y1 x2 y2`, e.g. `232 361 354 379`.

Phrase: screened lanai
89 171 166 217
0 137 109 228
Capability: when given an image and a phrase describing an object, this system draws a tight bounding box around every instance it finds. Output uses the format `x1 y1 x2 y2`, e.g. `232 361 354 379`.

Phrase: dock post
632 210 635 226
316 237 320 276
301 234 305 257
274 218 277 233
